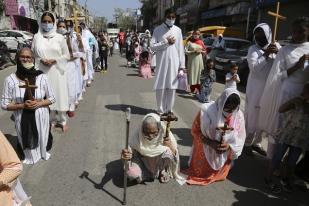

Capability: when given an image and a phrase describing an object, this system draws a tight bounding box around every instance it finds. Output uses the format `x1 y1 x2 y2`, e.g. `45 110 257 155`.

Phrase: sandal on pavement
159 170 170 183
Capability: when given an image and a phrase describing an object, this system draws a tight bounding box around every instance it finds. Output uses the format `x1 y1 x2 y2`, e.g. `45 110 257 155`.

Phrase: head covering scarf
129 113 185 185
200 88 246 170
38 11 57 39
253 23 272 50
16 48 43 150
190 34 206 50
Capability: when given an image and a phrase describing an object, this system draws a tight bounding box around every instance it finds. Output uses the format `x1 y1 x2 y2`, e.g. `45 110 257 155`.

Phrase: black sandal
264 178 282 194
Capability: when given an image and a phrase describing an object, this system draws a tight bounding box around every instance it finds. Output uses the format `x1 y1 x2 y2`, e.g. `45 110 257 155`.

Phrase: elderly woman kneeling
121 113 184 184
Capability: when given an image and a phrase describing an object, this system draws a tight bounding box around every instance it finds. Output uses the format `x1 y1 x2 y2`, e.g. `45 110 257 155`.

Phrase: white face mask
222 111 233 118
165 19 175 27
22 62 34 70
57 28 67 35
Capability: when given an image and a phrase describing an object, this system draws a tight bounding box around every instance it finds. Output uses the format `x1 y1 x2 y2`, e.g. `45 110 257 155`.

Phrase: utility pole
84 0 88 24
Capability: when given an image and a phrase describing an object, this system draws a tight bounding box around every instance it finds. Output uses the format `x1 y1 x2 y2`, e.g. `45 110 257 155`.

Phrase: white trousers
87 50 94 82
156 89 176 114
50 111 67 125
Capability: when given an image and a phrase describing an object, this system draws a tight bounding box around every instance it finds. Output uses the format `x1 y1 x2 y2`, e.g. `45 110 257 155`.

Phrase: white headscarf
129 113 185 185
200 88 246 170
37 11 57 38
253 23 272 50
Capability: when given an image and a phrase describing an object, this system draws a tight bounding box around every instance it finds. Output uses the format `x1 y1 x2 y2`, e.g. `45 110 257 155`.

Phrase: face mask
41 23 54 32
22 62 34 70
222 110 233 118
57 28 67 35
165 19 175 27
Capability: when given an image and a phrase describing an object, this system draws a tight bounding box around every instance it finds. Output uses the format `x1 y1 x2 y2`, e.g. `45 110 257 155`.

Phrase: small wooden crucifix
19 78 37 101
216 122 234 143
160 111 178 139
267 2 287 43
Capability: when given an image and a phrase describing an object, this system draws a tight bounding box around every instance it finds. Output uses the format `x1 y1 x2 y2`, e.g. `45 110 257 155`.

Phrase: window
9 32 23 38
0 32 8 37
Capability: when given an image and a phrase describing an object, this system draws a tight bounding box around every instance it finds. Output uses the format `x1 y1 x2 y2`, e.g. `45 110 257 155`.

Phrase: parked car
0 30 33 52
208 37 251 60
202 36 215 53
214 45 251 86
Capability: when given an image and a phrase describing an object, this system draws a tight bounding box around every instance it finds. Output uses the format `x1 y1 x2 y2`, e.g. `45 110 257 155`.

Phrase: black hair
206 59 214 64
224 93 240 109
41 12 55 23
292 16 309 28
230 63 238 69
165 8 176 17
66 20 74 27
57 20 65 27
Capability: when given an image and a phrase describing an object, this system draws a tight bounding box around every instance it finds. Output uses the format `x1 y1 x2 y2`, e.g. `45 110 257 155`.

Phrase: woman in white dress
31 12 70 132
1 47 55 164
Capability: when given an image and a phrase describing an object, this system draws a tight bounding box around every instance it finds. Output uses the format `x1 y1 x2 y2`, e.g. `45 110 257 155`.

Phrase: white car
0 30 33 51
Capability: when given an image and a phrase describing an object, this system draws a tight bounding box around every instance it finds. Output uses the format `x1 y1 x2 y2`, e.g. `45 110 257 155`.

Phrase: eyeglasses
19 55 33 60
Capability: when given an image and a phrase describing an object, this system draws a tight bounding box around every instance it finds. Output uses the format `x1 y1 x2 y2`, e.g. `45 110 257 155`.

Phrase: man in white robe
244 23 280 156
150 8 185 114
258 17 309 158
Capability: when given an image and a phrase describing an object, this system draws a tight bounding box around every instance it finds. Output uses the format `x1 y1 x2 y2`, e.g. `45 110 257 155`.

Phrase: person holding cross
121 113 185 184
185 88 246 186
1 47 55 164
259 16 309 158
244 23 281 156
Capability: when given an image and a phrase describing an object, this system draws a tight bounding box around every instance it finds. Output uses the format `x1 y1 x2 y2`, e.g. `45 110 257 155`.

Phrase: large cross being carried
66 8 86 33
267 2 286 43
160 112 178 139
19 78 37 100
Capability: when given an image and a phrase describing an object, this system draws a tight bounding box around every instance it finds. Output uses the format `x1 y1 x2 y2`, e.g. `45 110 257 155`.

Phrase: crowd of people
121 8 309 194
0 7 308 205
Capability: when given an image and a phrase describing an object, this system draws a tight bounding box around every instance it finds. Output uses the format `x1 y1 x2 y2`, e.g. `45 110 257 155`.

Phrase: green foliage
114 8 136 30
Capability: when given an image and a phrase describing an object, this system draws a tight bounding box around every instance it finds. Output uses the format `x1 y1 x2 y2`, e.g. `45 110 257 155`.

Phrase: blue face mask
41 23 54 32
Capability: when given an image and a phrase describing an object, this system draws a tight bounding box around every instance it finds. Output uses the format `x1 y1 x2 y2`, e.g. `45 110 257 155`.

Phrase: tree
114 8 136 30
139 0 157 30
94 16 107 32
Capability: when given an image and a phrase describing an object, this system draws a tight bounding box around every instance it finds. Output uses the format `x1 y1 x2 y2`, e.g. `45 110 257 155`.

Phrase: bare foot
62 124 69 132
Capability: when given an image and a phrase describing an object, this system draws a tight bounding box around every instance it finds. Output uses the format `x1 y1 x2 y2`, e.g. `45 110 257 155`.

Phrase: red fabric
183 112 232 186
190 38 206 50
190 84 200 93
118 32 125 44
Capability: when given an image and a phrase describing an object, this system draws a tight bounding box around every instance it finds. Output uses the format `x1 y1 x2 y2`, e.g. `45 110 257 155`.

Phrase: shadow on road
126 73 140 77
79 159 137 204
171 128 192 147
105 104 156 115
177 94 198 100
231 189 288 206
228 153 309 206
179 155 190 170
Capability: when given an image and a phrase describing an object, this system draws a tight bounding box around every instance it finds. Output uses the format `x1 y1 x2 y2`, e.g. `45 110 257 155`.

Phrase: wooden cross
160 111 178 139
19 78 37 101
267 2 286 43
216 122 234 143
66 8 86 33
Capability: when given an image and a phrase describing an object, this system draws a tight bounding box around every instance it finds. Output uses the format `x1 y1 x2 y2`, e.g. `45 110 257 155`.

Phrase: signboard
5 0 18 15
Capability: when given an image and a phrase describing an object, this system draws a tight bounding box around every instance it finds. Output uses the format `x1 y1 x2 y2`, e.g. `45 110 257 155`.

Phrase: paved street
0 54 308 206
